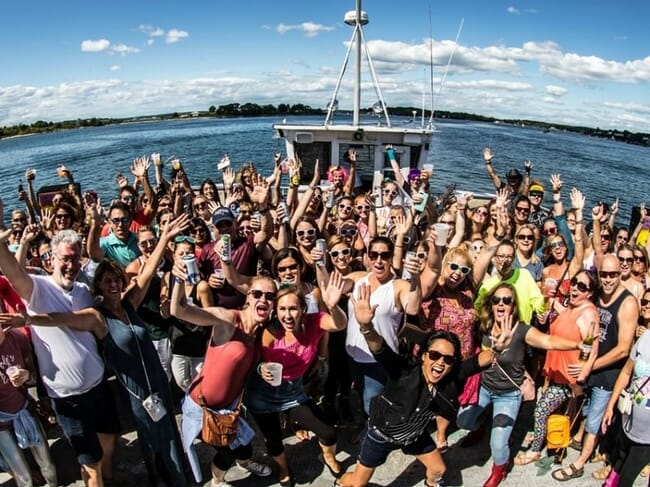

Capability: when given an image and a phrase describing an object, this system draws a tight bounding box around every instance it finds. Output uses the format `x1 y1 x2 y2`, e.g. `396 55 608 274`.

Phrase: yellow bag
546 414 571 449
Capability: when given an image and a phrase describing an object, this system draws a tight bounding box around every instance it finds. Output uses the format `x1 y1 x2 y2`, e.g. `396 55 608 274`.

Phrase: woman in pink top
245 282 347 486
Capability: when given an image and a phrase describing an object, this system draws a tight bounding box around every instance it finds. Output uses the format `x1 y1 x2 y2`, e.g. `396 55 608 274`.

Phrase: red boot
483 463 508 487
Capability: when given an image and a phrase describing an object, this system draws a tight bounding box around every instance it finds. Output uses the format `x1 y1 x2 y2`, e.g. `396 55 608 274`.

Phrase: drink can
221 234 232 263
375 186 383 208
279 201 290 224
315 238 327 266
401 251 416 281
183 254 200 285
326 190 335 209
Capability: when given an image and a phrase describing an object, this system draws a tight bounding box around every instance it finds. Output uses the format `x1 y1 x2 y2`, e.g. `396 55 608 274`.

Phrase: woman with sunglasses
457 283 584 487
376 181 401 234
8 216 189 487
630 245 649 295
326 195 356 239
246 282 346 485
617 243 646 302
514 270 599 466
353 193 377 250
188 217 212 260
514 224 543 285
291 216 322 285
540 188 586 321
160 234 213 391
170 272 276 485
337 283 509 487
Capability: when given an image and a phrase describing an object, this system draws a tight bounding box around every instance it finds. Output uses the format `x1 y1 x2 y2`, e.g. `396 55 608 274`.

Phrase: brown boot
483 463 508 487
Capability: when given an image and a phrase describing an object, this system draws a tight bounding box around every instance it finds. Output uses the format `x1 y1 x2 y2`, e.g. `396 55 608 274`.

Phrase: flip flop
514 451 541 466
592 464 611 480
551 464 584 481
436 440 449 454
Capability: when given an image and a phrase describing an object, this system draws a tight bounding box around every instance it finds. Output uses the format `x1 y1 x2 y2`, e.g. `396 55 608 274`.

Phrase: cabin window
295 142 331 183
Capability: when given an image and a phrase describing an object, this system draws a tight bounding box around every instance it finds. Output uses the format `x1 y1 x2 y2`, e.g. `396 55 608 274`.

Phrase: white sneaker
236 459 272 477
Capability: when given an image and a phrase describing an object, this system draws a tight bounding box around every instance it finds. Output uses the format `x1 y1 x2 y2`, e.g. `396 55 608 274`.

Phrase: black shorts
51 379 121 465
358 424 436 468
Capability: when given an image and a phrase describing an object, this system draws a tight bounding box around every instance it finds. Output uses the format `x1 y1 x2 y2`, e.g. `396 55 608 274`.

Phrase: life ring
353 129 364 141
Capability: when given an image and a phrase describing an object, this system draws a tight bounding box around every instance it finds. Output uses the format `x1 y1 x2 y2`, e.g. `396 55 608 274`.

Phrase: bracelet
257 363 264 375
485 161 492 165
360 326 374 335
317 355 327 362
575 219 583 225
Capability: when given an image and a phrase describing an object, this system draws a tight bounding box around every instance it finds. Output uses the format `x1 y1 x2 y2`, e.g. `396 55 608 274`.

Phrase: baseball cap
211 207 235 226
506 168 522 181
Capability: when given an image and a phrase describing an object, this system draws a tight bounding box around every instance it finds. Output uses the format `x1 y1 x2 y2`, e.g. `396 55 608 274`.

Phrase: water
1 116 648 226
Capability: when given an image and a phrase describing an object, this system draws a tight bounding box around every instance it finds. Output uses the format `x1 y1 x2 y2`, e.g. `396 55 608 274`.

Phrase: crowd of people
0 146 648 487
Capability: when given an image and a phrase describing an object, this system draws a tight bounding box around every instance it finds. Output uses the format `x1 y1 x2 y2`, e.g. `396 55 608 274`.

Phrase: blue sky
2 0 650 131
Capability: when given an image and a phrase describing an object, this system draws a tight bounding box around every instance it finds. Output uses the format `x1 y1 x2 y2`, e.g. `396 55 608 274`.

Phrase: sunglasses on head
329 248 351 258
296 228 316 238
549 241 565 249
449 262 471 275
368 250 391 261
570 277 591 293
426 350 455 366
110 216 130 225
517 234 534 241
542 227 557 236
174 235 195 244
277 263 299 273
491 295 514 305
599 270 620 279
340 228 358 237
248 290 276 301
641 298 650 307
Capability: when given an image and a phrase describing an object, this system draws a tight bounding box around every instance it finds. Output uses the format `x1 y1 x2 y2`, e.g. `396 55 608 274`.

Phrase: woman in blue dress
20 215 189 487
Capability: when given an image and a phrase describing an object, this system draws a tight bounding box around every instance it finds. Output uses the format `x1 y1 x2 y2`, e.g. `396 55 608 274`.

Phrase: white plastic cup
422 164 434 173
213 268 224 279
543 278 558 297
6 366 19 380
266 362 283 386
433 223 450 246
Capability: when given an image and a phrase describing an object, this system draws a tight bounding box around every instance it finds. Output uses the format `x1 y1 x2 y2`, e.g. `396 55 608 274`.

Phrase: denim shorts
357 424 436 468
583 386 612 436
51 379 121 465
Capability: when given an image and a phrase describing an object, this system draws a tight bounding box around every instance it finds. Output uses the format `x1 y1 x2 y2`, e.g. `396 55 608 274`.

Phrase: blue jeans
0 425 57 487
583 386 612 436
349 360 387 415
457 385 522 466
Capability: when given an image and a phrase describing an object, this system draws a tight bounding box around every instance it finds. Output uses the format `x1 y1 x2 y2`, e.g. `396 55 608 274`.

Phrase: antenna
430 17 464 125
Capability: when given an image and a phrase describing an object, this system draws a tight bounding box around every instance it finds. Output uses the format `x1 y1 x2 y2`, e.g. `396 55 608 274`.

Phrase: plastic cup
433 223 450 246
266 362 283 386
422 163 434 173
213 269 224 279
6 366 19 380
543 278 558 297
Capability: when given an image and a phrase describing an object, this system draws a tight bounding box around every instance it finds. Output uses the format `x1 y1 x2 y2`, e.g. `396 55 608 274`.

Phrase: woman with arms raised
11 215 189 487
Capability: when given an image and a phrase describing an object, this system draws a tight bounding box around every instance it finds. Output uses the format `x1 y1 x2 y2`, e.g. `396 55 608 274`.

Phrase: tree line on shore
1 102 648 147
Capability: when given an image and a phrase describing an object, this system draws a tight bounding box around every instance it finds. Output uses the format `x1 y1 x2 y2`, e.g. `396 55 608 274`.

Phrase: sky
2 0 650 132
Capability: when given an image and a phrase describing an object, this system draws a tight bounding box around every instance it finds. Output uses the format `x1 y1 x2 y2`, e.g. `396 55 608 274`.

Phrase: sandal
514 451 541 466
592 464 611 480
520 431 535 450
436 440 449 454
568 438 582 451
551 463 584 481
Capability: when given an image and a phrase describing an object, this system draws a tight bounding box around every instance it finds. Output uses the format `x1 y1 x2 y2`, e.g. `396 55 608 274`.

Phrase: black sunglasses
368 250 391 261
110 216 130 225
426 350 455 366
570 277 591 293
340 228 358 237
491 295 514 305
618 256 634 264
517 234 534 241
248 290 276 301
641 298 650 307
599 270 620 279
277 263 299 273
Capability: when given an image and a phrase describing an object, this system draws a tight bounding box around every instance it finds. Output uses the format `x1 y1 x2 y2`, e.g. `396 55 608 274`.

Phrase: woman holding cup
245 281 347 486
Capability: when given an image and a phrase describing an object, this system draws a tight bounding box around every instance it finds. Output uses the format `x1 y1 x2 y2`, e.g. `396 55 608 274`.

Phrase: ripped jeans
457 385 522 466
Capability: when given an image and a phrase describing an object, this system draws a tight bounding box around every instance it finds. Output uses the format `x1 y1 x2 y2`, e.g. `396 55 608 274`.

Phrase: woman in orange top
514 269 599 465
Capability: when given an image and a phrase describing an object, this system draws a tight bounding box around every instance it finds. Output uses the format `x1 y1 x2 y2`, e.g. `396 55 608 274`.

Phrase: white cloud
109 65 121 72
110 44 141 56
507 6 520 14
545 85 568 96
276 22 335 37
166 29 189 44
138 24 165 37
81 39 110 52
147 39 155 46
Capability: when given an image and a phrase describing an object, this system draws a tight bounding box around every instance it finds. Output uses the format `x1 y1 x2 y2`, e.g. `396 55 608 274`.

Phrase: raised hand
115 172 128 189
592 204 603 220
249 174 270 206
524 160 533 172
393 215 408 236
352 282 378 327
25 168 36 181
570 188 584 211
347 149 357 163
610 197 619 215
550 174 563 193
322 270 345 310
22 224 41 243
161 214 190 240
131 156 151 178
483 147 494 162
40 207 53 229
640 202 647 219
495 188 508 209
491 312 515 352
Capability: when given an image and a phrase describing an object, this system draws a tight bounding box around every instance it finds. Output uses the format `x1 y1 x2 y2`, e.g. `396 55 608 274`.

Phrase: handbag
617 376 650 415
194 376 243 447
547 395 585 452
494 360 537 401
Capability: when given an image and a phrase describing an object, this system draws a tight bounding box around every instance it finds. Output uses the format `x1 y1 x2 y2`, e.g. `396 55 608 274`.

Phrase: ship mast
352 0 362 126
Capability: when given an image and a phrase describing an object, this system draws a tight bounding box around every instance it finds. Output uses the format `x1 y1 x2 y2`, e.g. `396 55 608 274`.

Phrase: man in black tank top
553 255 638 481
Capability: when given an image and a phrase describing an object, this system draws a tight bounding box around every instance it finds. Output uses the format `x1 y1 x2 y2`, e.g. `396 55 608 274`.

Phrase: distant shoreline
2 104 649 147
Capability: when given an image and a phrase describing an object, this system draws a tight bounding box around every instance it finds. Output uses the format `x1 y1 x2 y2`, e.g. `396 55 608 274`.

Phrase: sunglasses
356 205 371 211
138 238 157 247
390 234 411 245
340 228 358 237
194 202 208 209
110 217 131 225
383 189 398 197
570 277 591 293
599 270 620 279
618 256 634 264
529 191 543 198
39 250 52 260
601 234 611 241
277 263 299 273
55 213 71 219
634 255 646 263
121 195 137 202
515 206 530 213
174 235 195 244
542 227 558 236
495 254 514 261
439 220 455 226
248 290 276 301
416 252 427 260
426 350 455 366
329 248 351 258
491 295 514 305
474 209 488 216
641 298 650 307
190 227 206 234
296 228 316 238
549 241 565 249
517 234 534 241
368 250 391 261
449 262 471 275
338 204 353 211
12 217 26 222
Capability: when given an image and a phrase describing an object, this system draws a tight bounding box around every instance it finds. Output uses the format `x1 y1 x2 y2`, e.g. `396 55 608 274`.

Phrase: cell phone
414 191 429 213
